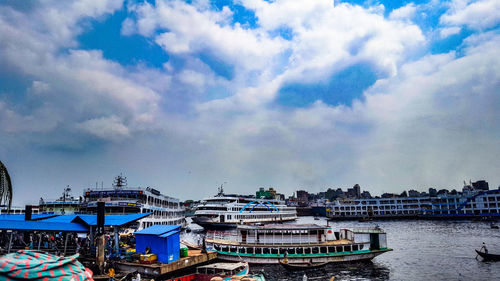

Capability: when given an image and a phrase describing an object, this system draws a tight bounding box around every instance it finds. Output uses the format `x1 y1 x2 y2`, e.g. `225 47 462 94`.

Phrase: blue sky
0 0 499 204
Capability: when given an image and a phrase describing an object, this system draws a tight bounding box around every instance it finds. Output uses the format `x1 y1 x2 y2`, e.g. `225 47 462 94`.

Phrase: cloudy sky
0 0 499 204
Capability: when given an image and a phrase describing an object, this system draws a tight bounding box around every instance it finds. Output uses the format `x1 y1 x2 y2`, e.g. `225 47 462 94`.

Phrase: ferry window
312 247 319 254
255 248 262 254
271 248 278 255
263 248 270 254
328 247 335 253
304 248 311 254
246 247 254 254
320 247 327 254
352 245 359 251
296 248 302 254
335 246 343 253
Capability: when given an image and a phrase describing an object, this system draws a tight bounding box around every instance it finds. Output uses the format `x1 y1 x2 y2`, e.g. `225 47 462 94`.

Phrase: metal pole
63 233 69 256
38 233 42 250
8 232 13 253
114 227 119 256
97 234 105 274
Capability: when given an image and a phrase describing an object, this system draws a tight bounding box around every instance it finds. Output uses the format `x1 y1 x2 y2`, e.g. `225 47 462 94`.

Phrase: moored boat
193 185 297 230
205 224 392 264
81 175 185 230
279 260 328 271
475 249 500 261
166 262 249 281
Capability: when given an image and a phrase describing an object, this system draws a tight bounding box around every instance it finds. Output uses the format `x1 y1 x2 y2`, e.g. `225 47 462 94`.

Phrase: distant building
408 189 420 197
256 187 277 199
296 190 308 199
296 190 309 206
472 180 489 191
347 184 361 198
353 184 361 197
381 193 397 198
428 188 437 197
360 191 371 199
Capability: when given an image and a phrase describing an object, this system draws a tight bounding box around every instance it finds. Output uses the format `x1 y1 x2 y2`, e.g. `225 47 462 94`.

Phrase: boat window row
142 209 184 218
213 244 363 255
141 219 184 229
146 197 180 208
197 206 228 211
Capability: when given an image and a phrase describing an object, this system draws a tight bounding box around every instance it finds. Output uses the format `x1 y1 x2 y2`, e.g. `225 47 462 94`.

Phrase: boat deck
206 238 354 246
115 250 217 277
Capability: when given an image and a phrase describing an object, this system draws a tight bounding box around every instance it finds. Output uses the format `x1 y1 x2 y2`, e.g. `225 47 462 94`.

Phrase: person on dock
480 242 488 254
108 267 115 281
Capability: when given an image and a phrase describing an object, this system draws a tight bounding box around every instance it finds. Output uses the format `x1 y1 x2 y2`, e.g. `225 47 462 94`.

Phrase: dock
115 250 217 277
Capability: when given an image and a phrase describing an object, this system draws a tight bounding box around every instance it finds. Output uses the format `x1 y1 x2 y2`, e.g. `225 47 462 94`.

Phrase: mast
113 174 127 190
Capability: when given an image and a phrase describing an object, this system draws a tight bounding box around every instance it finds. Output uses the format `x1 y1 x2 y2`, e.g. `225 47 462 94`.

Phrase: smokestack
24 205 32 221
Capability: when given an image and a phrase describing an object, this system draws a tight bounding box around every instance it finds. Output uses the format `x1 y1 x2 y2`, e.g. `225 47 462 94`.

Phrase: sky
0 0 499 205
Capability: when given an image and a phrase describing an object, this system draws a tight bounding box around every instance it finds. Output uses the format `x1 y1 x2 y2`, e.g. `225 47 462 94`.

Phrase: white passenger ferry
192 186 297 229
39 186 81 215
80 175 185 229
205 224 391 264
327 187 500 220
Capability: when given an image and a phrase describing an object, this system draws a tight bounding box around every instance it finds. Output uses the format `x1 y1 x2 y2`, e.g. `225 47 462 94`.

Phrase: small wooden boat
166 262 249 281
279 260 329 271
475 249 500 261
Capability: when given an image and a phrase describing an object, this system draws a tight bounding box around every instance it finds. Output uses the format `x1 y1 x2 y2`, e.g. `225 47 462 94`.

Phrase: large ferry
327 186 500 220
205 224 391 264
80 175 185 229
192 186 297 229
39 186 81 215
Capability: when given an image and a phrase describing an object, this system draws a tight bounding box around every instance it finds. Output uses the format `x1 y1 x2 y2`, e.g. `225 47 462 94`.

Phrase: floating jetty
115 250 217 277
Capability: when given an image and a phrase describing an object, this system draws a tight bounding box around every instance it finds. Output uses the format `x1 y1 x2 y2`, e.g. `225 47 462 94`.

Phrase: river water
185 217 500 281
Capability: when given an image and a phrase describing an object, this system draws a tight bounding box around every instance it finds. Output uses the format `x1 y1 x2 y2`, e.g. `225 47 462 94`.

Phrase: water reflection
251 260 390 281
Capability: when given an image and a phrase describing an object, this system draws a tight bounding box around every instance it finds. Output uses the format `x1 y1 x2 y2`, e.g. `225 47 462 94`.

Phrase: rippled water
184 217 500 281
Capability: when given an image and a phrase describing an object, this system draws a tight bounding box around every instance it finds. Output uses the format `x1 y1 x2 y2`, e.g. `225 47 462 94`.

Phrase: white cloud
441 0 500 29
439 26 462 38
77 115 130 140
1 0 500 204
389 3 417 21
0 1 161 143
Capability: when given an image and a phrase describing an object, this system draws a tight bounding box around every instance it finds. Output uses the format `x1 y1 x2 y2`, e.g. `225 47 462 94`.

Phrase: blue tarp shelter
0 214 57 221
134 225 181 264
40 213 151 227
0 220 88 232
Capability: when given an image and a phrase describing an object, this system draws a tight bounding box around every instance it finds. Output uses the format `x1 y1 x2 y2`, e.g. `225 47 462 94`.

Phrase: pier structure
116 250 217 278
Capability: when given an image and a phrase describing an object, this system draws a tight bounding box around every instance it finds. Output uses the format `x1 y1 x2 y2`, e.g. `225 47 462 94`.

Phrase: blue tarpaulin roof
40 215 79 223
134 224 181 236
40 213 151 226
0 214 57 221
0 220 88 232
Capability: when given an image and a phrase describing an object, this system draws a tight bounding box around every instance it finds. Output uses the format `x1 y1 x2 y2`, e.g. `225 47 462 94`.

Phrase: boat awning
0 220 88 232
197 262 246 271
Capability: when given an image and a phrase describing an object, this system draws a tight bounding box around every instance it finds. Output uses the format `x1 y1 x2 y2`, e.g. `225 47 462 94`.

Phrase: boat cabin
340 227 387 250
195 262 248 280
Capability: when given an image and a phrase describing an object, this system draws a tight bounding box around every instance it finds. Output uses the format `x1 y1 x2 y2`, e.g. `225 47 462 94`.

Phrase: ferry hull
214 249 392 264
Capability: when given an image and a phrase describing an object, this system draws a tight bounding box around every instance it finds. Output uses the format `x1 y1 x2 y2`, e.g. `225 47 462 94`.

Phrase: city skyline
1 0 499 204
